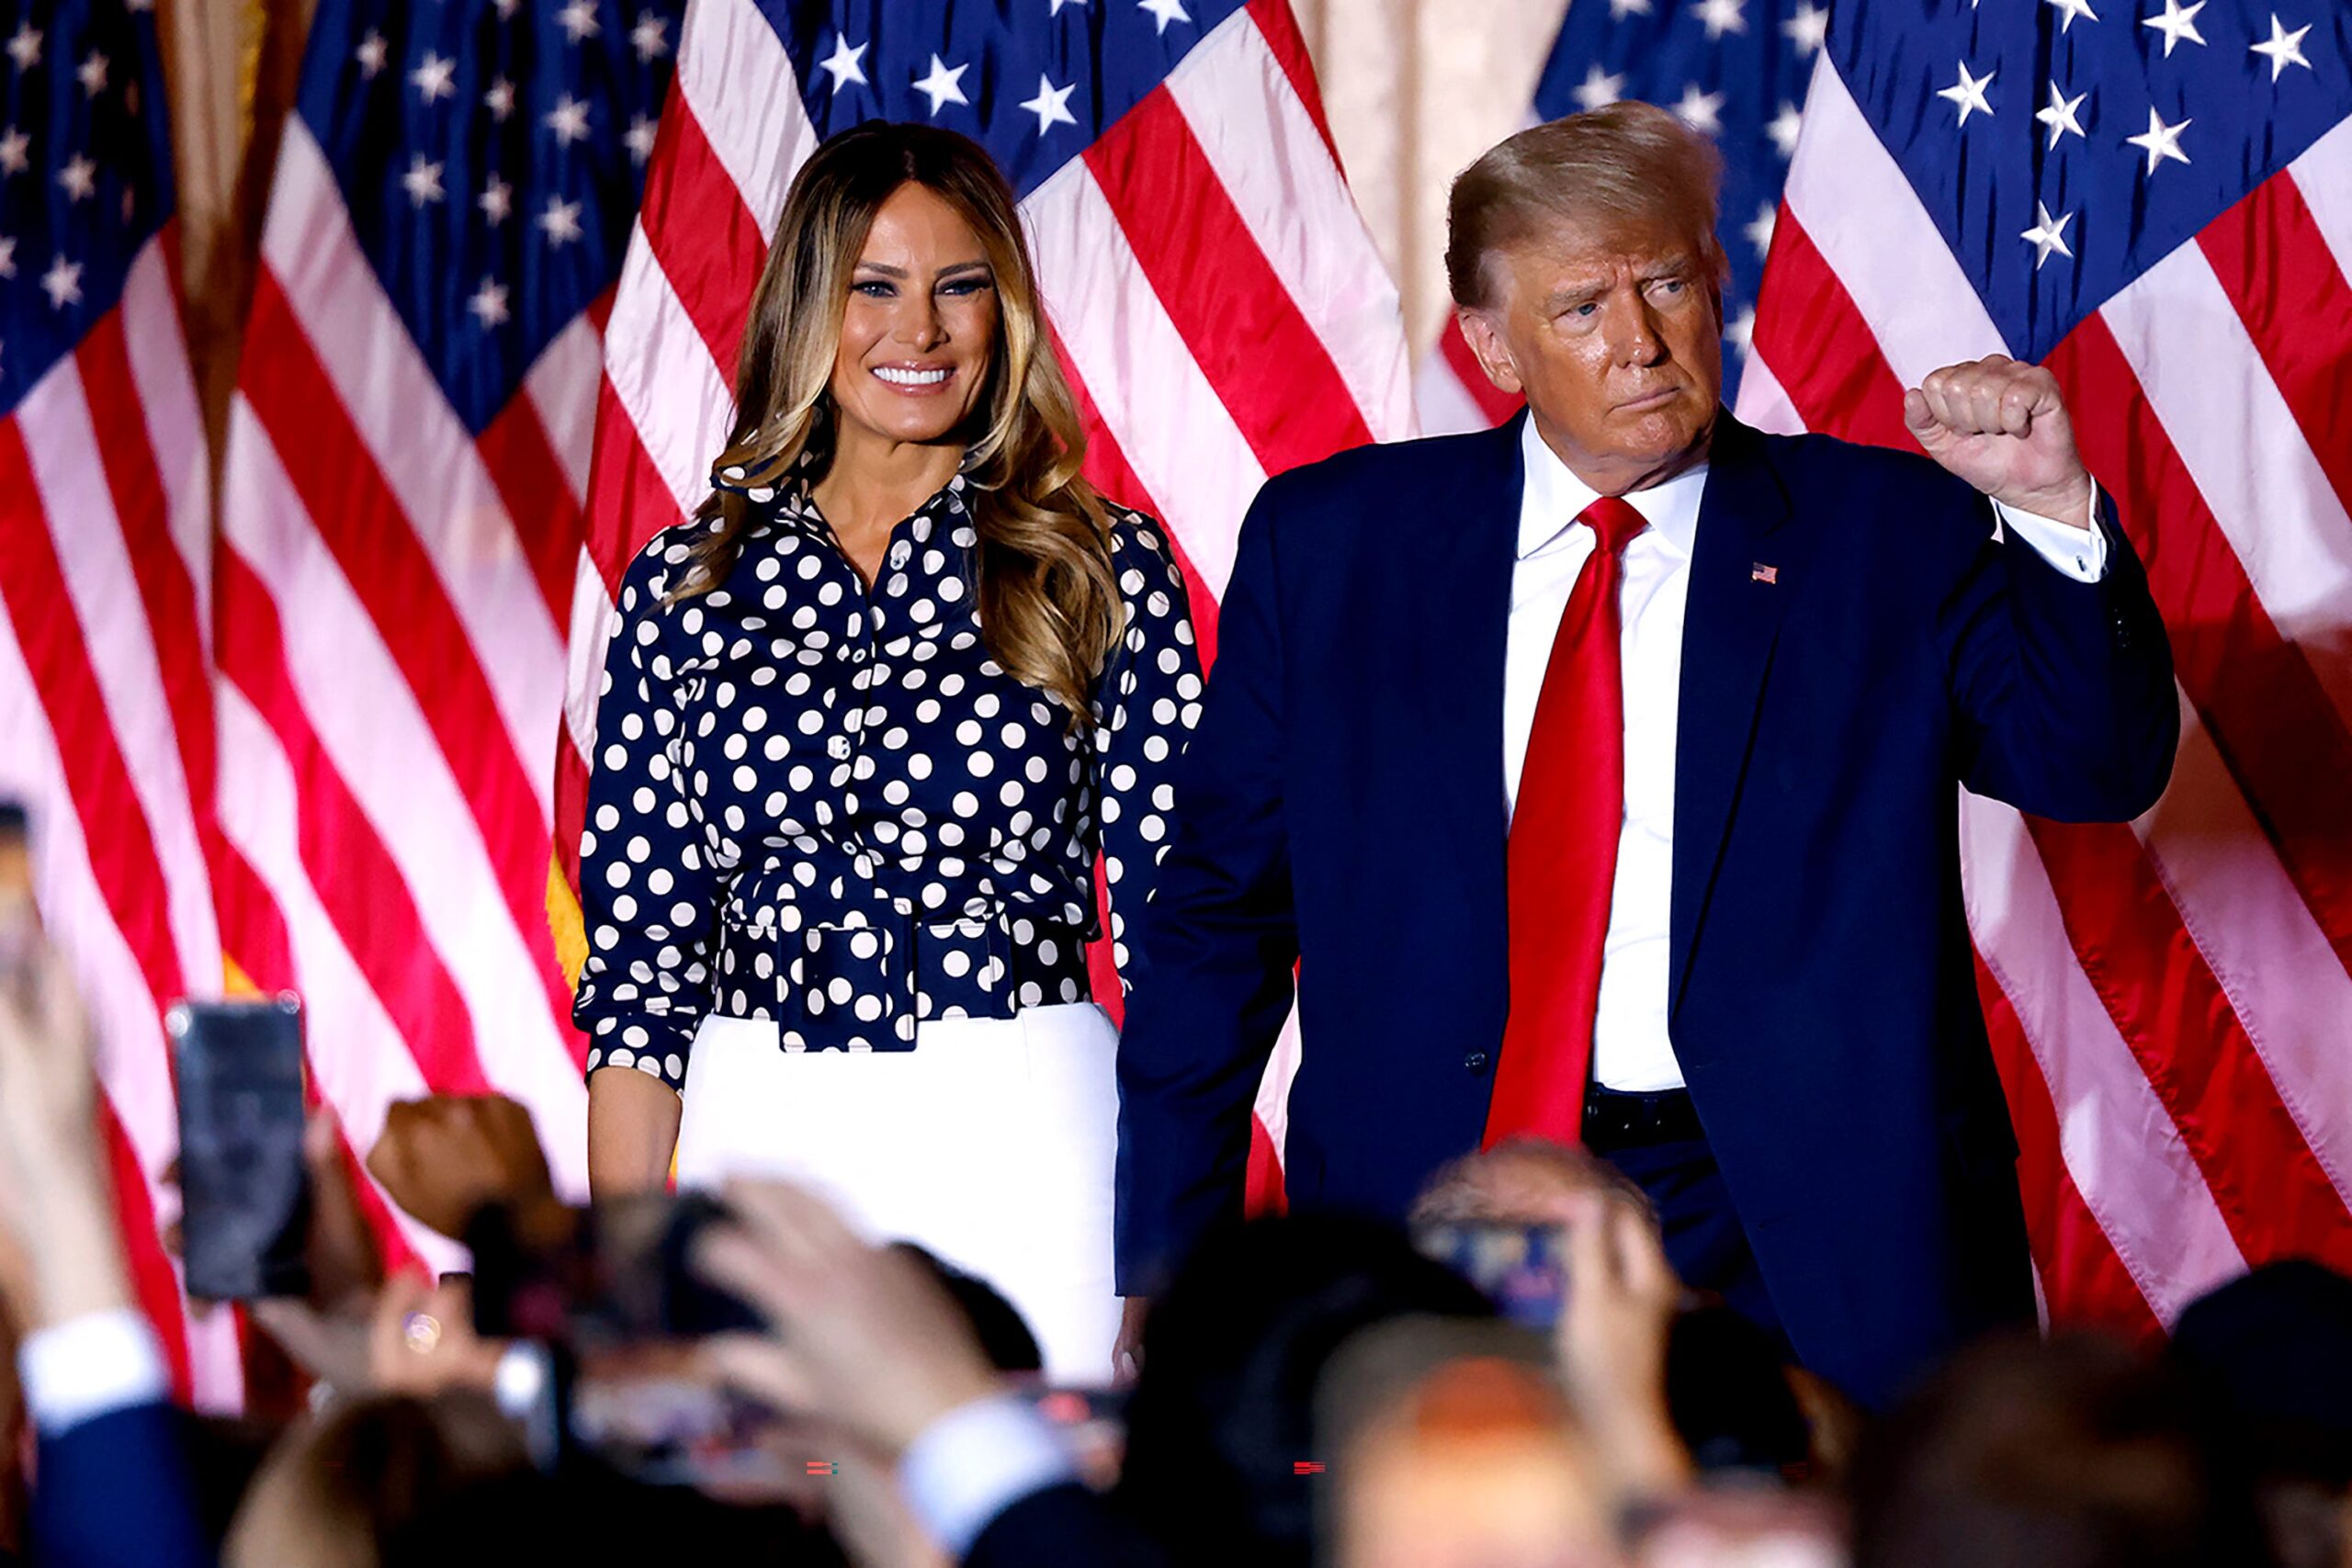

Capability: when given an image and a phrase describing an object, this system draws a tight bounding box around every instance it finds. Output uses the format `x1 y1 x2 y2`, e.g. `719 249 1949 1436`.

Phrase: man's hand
1114 1295 1148 1382
1905 355 2094 528
368 1093 556 1243
693 1178 1003 1461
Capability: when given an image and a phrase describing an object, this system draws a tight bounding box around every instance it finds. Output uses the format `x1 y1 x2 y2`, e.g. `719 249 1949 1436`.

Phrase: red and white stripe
1738 53 2352 1330
216 114 595 1214
0 231 245 1408
564 0 1413 1196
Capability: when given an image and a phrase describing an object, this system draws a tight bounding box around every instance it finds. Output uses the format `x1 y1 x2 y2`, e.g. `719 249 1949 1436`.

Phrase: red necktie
1484 495 1648 1149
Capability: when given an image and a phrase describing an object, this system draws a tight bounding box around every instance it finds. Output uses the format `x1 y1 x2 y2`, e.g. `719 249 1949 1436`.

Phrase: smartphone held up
168 995 311 1302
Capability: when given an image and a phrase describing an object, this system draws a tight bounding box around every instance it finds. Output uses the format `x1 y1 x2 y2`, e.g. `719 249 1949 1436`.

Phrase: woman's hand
587 1067 683 1199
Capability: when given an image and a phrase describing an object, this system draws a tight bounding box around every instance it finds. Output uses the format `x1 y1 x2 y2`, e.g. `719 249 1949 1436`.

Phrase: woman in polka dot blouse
572 125 1201 1380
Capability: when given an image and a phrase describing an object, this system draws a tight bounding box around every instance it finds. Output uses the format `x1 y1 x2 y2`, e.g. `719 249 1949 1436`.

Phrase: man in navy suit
1114 103 2177 1407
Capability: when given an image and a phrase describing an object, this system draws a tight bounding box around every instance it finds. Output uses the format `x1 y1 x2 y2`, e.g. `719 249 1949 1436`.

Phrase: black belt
1582 1084 1704 1153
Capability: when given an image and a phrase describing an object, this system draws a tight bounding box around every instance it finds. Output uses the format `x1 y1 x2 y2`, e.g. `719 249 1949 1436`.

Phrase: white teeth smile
874 367 951 386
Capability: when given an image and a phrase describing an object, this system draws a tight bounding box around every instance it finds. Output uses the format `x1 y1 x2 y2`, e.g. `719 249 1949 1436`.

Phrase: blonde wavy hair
676 122 1120 724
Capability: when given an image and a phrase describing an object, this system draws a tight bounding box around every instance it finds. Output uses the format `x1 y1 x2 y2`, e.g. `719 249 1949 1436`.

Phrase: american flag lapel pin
1751 562 1779 584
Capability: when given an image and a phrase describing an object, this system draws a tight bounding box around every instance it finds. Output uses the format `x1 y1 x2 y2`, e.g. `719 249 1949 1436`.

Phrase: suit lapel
1669 413 1799 1021
1419 416 1526 944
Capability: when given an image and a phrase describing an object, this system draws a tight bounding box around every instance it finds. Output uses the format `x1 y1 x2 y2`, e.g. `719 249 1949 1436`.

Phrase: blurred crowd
2 931 2346 1568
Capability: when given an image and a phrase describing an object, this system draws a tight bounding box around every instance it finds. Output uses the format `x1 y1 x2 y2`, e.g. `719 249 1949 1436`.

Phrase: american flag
1743 0 2352 1335
1445 0 2352 1334
0 0 244 1403
210 0 686 1328
1417 0 1827 433
560 0 1416 1201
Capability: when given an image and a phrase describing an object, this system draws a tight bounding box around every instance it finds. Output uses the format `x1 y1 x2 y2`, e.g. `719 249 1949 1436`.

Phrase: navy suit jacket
967 1483 1169 1568
32 1400 212 1568
1114 411 2177 1406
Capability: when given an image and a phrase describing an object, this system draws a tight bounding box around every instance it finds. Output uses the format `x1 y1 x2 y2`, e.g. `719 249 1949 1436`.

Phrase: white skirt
673 1004 1120 1384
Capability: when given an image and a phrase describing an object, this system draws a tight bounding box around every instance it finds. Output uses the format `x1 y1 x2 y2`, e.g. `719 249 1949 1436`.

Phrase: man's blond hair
1445 101 1729 310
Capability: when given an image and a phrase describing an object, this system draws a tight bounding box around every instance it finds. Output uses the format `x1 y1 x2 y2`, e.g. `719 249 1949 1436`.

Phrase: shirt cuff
18 1308 171 1436
898 1392 1080 1560
1993 480 2107 582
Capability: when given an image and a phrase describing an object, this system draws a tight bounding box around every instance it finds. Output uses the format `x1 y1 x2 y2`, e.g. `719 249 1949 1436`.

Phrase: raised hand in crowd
235 1104 390 1395
0 936 127 1333
364 1271 505 1402
692 1180 1021 1568
368 1093 558 1244
693 1178 1003 1462
1552 1190 1692 1505
243 1091 550 1401
0 932 210 1568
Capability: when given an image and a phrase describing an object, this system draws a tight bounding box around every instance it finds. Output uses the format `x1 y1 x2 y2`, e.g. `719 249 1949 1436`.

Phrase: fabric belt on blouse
711 904 1094 1053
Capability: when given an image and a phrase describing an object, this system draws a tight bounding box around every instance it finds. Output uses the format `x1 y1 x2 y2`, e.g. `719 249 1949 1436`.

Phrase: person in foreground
1114 101 2178 1406
690 1175 1696 1568
573 122 1200 1380
0 931 207 1568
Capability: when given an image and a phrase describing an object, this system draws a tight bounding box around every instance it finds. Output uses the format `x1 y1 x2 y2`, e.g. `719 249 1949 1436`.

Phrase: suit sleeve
31 1404 212 1568
965 1483 1172 1568
1113 485 1301 1296
1935 483 2177 821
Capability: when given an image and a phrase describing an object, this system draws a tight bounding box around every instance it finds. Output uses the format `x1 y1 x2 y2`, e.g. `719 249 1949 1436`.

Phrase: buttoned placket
803 491 933 904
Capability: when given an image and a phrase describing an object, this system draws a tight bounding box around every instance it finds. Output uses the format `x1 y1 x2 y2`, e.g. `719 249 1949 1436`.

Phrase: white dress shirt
1504 415 2109 1092
17 1307 171 1435
898 1391 1079 1557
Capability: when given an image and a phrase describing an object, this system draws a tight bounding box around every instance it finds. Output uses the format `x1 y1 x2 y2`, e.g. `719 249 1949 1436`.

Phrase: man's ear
1454 308 1524 397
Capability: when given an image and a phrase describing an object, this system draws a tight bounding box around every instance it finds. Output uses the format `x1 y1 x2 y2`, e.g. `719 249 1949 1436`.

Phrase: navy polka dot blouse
572 471 1203 1087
